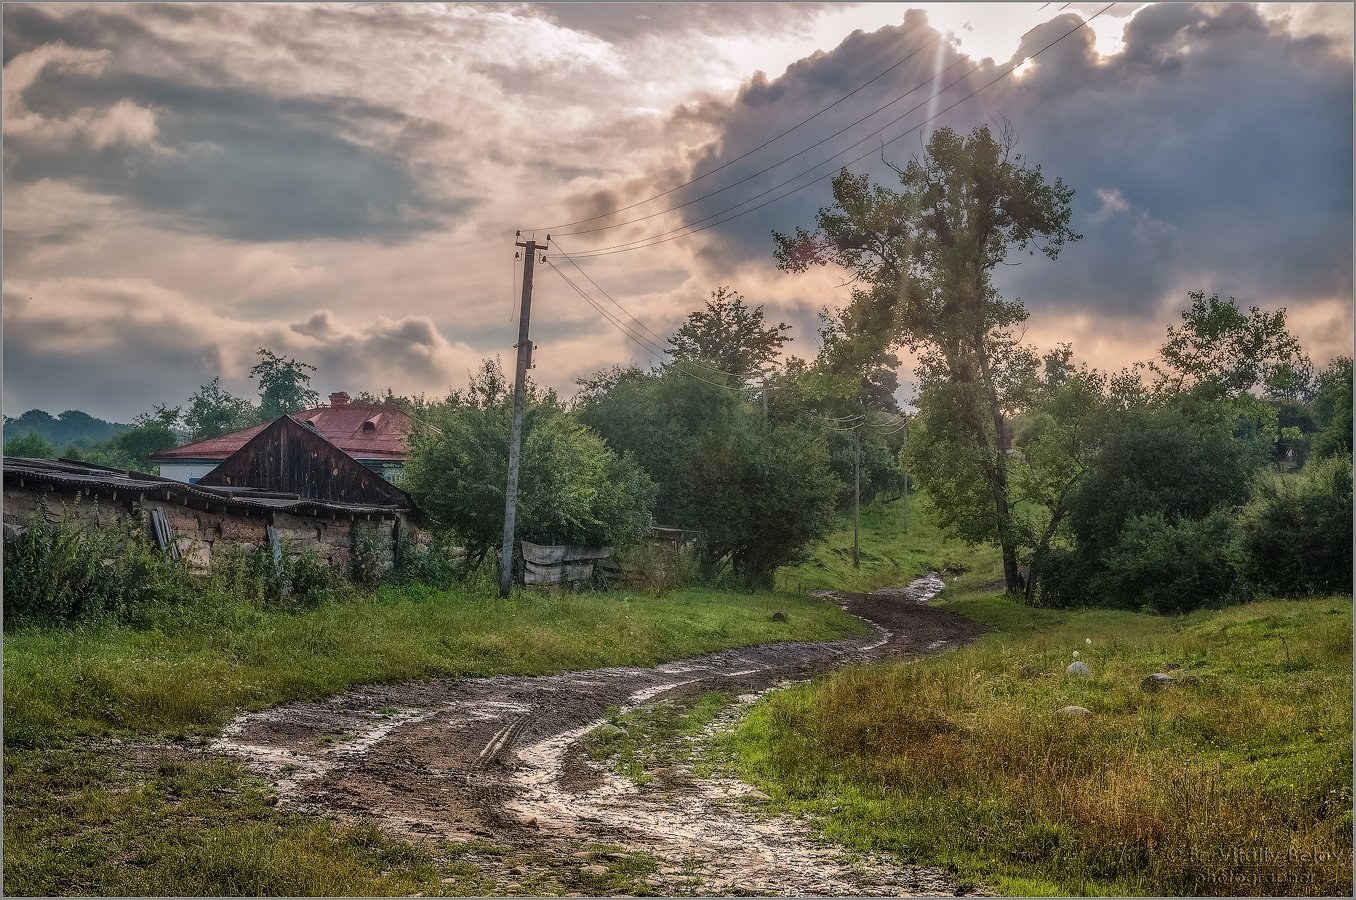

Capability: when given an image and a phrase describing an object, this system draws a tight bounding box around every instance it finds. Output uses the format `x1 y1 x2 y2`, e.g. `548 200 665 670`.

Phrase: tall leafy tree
250 348 319 419
184 377 261 440
4 431 55 458
668 287 792 384
776 123 1079 591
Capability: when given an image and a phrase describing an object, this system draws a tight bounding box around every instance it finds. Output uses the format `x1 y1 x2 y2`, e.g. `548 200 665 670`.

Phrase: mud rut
214 578 987 896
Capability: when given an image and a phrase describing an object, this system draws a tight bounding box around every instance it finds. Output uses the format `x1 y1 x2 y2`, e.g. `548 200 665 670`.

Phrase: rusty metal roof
151 405 412 461
3 456 409 517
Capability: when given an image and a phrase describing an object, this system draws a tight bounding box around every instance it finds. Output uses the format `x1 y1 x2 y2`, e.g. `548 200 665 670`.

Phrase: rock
504 884 522 894
744 788 771 801
591 723 625 740
770 611 788 622
571 850 597 861
581 864 608 876
1065 661 1091 677
1141 673 1175 691
1058 705 1092 717
262 794 279 806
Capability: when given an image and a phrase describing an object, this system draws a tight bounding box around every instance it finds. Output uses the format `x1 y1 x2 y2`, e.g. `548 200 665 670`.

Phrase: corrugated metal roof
151 404 412 461
3 457 409 517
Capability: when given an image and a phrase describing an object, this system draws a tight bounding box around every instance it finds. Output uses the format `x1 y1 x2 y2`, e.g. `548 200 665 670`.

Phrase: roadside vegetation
729 577 1352 896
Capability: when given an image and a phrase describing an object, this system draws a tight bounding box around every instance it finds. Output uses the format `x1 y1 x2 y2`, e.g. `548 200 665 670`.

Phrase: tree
577 363 840 585
251 348 319 419
63 405 181 473
184 377 261 440
4 431 55 458
1310 356 1353 460
1150 290 1312 400
777 123 1080 591
668 287 792 384
403 360 657 569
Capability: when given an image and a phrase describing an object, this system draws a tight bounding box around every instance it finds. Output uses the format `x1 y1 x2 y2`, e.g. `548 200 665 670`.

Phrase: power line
543 258 757 397
550 237 772 383
530 30 949 233
551 53 975 238
561 6 1112 259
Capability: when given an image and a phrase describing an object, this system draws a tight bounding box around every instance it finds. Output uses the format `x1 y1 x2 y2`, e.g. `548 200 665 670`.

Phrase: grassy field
728 579 1354 896
776 493 996 594
4 582 863 896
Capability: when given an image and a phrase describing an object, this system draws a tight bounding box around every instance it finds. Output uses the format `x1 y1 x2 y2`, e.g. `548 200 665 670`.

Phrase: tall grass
729 593 1353 896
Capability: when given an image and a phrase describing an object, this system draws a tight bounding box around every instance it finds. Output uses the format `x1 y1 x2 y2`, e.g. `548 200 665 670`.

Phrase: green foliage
1151 290 1312 399
385 535 463 591
4 431 55 458
776 123 1081 590
2 408 130 447
577 364 840 586
2 507 191 627
1097 510 1250 613
1311 355 1353 460
2 507 348 629
1238 453 1354 596
184 376 261 440
667 286 791 384
61 405 182 473
250 348 319 419
616 541 701 596
403 360 658 566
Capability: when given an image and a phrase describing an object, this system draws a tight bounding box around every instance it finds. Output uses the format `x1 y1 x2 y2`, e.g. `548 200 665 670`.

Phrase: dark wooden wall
199 415 411 507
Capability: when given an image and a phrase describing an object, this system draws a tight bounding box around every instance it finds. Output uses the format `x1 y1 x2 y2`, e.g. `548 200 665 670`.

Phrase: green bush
1238 453 1353 596
3 505 191 627
385 535 463 590
3 508 347 628
1095 510 1251 613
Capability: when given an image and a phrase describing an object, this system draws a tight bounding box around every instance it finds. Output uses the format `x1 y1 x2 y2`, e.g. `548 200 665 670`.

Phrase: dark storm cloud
666 5 1352 321
2 5 474 243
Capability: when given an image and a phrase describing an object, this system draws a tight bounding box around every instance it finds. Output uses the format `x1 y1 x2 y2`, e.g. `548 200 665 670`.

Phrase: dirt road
215 580 987 896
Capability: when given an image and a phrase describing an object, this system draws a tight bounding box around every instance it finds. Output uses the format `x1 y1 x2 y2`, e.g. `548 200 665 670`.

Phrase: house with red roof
151 392 413 484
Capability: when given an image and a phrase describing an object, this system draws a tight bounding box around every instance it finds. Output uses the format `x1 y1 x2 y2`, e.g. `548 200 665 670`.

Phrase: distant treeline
3 409 132 448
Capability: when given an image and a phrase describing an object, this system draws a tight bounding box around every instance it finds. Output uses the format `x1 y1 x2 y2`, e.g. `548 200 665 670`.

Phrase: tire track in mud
213 578 987 896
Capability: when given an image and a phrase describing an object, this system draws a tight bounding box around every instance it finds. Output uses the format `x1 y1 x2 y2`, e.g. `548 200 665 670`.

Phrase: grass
727 579 1354 896
775 493 1000 594
4 583 863 748
585 691 735 785
4 581 863 896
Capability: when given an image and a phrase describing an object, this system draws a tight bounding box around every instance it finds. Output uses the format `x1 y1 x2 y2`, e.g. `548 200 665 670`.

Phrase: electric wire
529 30 949 232
559 6 1112 259
544 258 758 397
551 53 975 238
549 237 780 383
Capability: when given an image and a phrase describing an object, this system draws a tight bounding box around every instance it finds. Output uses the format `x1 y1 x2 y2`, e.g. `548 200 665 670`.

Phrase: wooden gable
198 415 412 507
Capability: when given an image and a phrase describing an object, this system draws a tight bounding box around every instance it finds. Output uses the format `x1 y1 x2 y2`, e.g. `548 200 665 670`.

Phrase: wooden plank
523 560 596 585
521 541 612 565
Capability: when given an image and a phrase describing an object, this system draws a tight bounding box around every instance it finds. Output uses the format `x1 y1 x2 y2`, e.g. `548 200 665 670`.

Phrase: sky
2 1 1352 422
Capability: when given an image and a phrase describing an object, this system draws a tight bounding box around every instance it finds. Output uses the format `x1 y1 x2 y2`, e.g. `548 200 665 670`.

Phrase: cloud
1 278 485 420
653 3 1351 360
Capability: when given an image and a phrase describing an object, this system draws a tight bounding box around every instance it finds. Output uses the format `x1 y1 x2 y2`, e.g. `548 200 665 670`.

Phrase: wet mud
214 579 988 895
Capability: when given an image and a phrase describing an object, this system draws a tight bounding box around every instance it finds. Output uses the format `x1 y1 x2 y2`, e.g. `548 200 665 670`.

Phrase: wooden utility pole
852 425 861 569
499 233 545 597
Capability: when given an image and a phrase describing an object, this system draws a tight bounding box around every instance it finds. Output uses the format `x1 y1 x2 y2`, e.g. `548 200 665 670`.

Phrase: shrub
349 531 389 590
1095 510 1250 613
1238 453 1353 596
384 535 463 590
3 505 190 627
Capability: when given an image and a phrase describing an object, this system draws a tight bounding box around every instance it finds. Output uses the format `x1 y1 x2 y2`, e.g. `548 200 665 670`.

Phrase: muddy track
214 580 988 896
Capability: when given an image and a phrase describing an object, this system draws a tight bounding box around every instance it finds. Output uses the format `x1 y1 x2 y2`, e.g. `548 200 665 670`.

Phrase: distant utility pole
900 417 909 534
852 425 861 570
500 232 546 598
